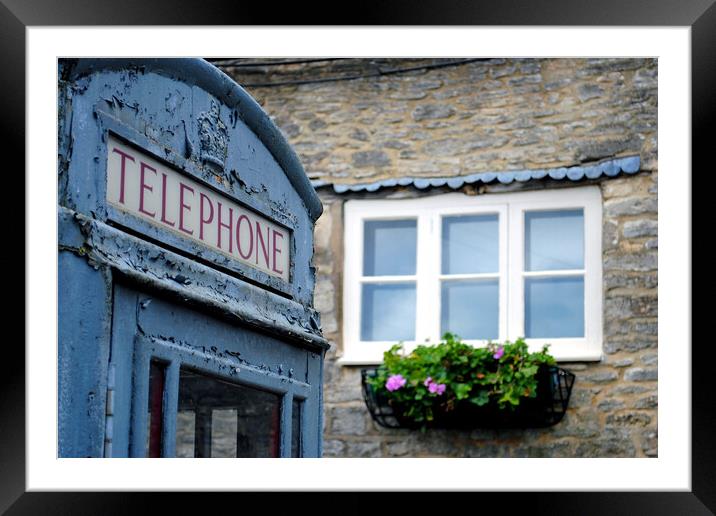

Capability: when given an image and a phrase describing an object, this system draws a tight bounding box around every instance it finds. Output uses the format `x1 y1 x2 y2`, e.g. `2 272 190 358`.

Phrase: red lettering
111 147 135 204
236 214 254 260
178 183 194 235
216 202 234 252
160 173 175 227
199 193 214 241
138 161 156 218
255 221 270 268
272 230 284 275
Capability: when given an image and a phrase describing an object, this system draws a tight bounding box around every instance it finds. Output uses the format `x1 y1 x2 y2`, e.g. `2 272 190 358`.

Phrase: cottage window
341 186 603 364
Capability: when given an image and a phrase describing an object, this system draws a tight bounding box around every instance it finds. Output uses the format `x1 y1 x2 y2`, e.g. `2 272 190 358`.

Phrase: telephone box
57 59 329 458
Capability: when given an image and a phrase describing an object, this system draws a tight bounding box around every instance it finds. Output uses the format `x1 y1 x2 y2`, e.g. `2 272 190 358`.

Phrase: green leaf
469 390 490 406
454 383 472 400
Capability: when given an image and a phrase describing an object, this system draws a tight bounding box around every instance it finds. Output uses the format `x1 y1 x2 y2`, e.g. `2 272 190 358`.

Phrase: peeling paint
59 207 328 351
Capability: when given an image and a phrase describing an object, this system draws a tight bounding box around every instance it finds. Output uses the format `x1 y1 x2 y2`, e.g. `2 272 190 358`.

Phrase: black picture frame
6 1 712 513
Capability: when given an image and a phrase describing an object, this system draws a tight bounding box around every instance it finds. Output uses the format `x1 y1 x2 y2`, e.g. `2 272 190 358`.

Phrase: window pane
361 283 416 341
291 399 301 458
211 409 238 458
363 219 417 276
441 279 499 340
176 368 282 457
442 214 498 274
175 411 195 458
525 209 584 271
525 276 584 338
147 360 166 458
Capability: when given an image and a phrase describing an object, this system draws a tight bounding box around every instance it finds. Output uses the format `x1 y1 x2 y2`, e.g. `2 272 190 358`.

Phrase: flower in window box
385 374 407 392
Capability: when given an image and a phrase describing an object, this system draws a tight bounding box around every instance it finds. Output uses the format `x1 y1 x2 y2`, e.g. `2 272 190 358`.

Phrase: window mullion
507 203 524 342
414 212 436 347
498 204 509 343
431 210 442 343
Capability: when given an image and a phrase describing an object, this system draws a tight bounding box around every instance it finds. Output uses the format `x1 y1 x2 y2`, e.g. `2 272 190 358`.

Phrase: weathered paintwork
58 59 328 458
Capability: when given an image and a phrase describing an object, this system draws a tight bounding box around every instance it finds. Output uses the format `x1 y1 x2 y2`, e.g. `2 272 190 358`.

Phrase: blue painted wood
58 59 328 458
279 394 293 458
106 285 139 457
161 361 180 458
58 251 112 458
301 351 323 458
135 290 312 378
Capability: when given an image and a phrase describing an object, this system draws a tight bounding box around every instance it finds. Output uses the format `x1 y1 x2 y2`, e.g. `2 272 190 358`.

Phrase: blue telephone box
57 59 328 457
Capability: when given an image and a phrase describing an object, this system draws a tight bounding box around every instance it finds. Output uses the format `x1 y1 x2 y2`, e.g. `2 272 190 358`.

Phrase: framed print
7 0 712 512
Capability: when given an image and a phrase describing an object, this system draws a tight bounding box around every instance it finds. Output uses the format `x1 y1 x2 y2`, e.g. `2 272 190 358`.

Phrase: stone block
609 358 634 368
576 436 636 457
623 220 658 238
569 387 599 408
385 439 413 457
604 272 658 290
571 135 643 163
597 399 626 412
604 197 658 217
490 65 517 78
463 443 512 458
580 371 618 384
605 295 657 319
640 353 658 366
578 84 605 102
512 440 574 458
352 150 391 168
606 411 652 427
624 368 658 382
641 429 658 457
345 440 382 457
322 439 346 457
330 406 369 435
550 410 601 438
412 104 456 121
604 253 657 272
604 339 657 354
633 395 658 409
608 385 651 396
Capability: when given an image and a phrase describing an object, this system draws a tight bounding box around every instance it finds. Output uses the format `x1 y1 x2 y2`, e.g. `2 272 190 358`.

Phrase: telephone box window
175 411 195 458
176 368 282 457
147 360 167 458
291 399 302 458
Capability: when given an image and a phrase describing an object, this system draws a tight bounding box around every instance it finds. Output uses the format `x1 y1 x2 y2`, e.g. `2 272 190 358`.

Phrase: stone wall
217 58 658 457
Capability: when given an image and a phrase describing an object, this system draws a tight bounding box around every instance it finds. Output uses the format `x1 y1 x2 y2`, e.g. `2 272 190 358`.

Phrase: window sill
337 348 604 366
336 354 384 367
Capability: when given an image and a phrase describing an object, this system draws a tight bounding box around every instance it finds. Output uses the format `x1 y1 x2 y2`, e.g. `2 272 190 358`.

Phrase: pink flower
424 377 433 387
386 374 407 392
493 346 504 360
427 380 447 395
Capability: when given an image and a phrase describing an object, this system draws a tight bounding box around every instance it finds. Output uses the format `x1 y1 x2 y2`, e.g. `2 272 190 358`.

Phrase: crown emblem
197 100 229 170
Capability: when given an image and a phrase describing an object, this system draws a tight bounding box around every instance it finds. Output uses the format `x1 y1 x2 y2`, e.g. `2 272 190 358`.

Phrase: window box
361 365 576 430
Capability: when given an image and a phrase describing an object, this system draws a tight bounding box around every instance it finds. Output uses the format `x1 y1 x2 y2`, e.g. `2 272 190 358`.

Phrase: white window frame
340 186 603 365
